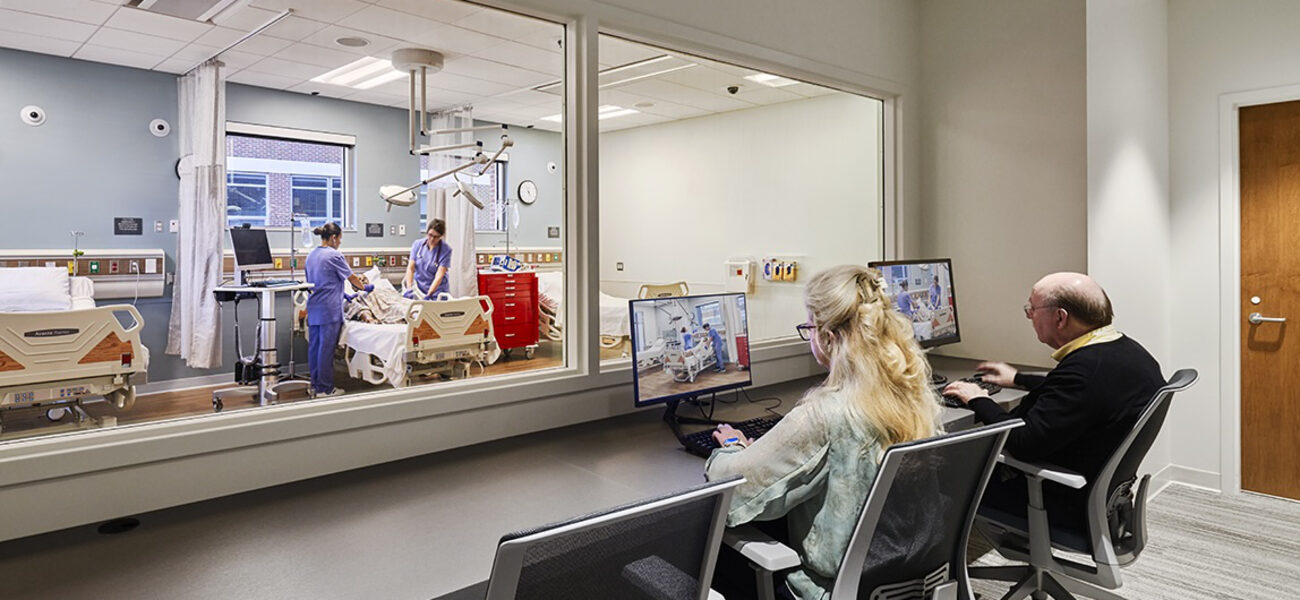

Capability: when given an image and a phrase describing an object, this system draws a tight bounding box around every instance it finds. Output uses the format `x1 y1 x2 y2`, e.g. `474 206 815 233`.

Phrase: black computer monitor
230 227 274 276
868 258 960 349
630 292 752 408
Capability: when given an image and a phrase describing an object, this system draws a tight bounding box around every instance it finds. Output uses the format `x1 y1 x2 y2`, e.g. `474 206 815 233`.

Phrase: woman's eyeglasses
796 323 816 341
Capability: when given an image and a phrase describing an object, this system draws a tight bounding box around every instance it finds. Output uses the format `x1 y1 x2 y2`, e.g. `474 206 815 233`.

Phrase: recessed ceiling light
336 37 370 48
744 72 800 87
311 57 405 90
540 105 640 123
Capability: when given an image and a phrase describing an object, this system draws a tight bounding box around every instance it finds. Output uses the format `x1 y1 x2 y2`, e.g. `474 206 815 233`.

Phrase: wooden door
1240 100 1300 501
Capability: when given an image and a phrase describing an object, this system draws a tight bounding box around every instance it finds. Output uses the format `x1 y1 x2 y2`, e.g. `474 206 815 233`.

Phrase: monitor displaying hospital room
229 227 274 273
868 258 960 349
630 292 752 407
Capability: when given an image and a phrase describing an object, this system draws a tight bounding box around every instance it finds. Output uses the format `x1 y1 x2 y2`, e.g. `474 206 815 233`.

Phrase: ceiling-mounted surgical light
453 175 485 210
379 152 490 212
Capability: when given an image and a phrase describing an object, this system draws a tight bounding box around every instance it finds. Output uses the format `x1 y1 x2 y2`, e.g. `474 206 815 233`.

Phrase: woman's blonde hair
804 264 942 448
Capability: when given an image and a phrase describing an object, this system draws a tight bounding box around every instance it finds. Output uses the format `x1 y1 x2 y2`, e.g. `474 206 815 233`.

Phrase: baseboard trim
1167 464 1221 492
137 374 232 396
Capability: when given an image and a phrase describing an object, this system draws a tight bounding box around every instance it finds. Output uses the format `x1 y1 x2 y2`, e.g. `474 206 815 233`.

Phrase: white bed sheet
533 272 629 337
341 321 407 387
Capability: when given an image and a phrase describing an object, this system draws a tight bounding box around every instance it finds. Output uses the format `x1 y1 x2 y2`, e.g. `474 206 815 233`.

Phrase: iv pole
285 213 310 381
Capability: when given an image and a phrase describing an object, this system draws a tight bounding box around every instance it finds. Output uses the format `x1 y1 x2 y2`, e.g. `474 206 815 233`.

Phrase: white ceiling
0 0 837 132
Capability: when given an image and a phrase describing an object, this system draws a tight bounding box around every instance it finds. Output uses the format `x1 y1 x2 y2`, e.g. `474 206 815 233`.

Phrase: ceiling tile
0 8 98 42
786 82 837 98
337 89 406 105
227 69 303 89
337 4 441 44
88 28 187 57
733 85 804 106
260 15 329 41
193 26 293 56
248 0 369 23
408 23 502 56
376 0 479 24
598 35 662 69
152 57 192 74
104 7 212 42
210 4 280 31
424 70 513 97
243 56 325 80
451 7 556 41
619 79 751 113
289 81 353 98
473 40 562 78
496 88 560 107
299 25 404 57
440 56 551 88
274 42 360 68
599 90 706 120
0 28 82 57
169 45 261 71
74 43 165 69
655 65 736 95
0 0 117 25
513 29 562 54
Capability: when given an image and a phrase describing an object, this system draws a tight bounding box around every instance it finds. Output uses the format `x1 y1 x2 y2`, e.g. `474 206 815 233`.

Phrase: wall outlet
390 225 397 235
616 261 624 271
154 220 164 232
399 225 406 236
169 219 179 233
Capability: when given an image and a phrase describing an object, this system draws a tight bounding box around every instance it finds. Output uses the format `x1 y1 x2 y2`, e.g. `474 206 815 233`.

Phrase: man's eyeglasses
796 323 816 341
1023 303 1059 318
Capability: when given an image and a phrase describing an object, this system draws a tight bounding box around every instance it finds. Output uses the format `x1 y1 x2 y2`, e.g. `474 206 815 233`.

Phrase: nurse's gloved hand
363 284 375 293
343 292 357 302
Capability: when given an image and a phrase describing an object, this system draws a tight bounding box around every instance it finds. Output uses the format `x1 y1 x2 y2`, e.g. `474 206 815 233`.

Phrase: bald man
944 272 1164 530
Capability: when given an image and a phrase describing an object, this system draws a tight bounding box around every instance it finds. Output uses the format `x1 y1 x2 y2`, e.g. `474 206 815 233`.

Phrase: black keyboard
248 279 301 287
680 416 782 458
936 376 1003 408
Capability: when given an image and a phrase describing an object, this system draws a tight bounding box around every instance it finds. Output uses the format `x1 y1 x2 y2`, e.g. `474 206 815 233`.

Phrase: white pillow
0 267 72 312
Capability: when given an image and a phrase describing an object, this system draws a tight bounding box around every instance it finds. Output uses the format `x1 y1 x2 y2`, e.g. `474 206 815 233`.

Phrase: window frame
225 171 270 228
225 122 357 231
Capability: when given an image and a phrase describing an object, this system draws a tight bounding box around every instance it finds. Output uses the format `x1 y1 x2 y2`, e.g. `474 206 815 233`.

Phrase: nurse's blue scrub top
305 246 353 325
410 238 452 298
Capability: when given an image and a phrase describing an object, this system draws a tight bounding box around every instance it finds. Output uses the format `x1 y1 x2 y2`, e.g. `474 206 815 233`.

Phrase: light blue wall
0 48 565 385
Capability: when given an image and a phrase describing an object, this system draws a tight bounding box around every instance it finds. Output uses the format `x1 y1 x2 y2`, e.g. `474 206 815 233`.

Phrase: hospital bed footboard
345 296 498 386
0 305 148 436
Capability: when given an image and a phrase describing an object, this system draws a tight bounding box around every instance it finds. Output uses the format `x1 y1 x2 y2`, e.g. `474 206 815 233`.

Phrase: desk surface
0 356 1024 600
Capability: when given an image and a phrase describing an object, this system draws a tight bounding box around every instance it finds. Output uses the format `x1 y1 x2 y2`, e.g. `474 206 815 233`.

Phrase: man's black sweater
969 335 1164 527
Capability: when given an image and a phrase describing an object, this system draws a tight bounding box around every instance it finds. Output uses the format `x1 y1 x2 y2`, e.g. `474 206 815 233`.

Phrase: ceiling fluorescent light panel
744 73 800 87
312 57 402 89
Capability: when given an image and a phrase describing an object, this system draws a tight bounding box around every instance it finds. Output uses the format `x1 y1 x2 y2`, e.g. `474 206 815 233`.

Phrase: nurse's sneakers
313 387 345 398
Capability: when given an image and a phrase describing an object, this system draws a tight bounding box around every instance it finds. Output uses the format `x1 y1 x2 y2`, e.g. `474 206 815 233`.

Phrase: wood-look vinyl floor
970 484 1300 599
0 341 564 438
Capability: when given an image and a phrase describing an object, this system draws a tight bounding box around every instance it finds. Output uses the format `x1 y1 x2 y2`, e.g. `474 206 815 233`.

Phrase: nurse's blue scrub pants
307 322 343 393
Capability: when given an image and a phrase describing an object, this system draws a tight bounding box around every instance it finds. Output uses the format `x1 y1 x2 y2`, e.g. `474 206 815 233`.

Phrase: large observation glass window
595 34 886 366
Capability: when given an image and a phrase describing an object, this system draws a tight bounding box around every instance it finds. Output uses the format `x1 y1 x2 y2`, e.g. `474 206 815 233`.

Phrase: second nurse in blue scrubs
403 218 452 299
305 222 371 397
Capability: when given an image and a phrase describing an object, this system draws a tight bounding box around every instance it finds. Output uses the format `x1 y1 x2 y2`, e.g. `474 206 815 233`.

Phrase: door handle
1248 312 1287 324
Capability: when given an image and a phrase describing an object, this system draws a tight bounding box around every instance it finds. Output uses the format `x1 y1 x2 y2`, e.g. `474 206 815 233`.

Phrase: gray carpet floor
970 484 1300 599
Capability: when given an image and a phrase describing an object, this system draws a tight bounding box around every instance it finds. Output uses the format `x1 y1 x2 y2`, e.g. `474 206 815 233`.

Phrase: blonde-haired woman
706 264 943 600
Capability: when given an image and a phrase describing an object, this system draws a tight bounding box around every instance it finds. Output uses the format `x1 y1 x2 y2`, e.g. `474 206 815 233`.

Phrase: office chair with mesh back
638 281 690 299
969 368 1198 600
443 477 741 600
725 420 1024 600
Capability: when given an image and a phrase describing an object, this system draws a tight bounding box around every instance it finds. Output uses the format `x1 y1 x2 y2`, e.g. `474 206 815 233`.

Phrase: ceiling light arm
477 134 514 175
380 153 490 210
415 140 482 156
432 124 509 135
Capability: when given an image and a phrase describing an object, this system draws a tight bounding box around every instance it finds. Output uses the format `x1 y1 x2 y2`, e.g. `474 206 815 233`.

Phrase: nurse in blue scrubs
403 218 452 299
305 222 371 397
704 322 726 373
681 327 694 350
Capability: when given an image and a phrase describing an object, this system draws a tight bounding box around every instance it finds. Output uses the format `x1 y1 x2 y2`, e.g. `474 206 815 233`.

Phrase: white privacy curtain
166 60 226 368
427 107 479 298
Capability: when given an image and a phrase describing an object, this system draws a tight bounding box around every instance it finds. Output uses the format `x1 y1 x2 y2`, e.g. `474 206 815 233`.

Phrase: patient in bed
344 274 413 324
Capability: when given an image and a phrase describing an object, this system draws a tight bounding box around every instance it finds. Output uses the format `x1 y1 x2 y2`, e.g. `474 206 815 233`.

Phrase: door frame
1217 84 1300 495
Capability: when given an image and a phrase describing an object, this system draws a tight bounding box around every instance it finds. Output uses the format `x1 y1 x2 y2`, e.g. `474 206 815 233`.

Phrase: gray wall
0 48 563 385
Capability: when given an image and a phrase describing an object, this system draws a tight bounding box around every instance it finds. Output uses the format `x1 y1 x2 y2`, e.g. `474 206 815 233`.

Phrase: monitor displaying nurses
869 258 961 349
630 292 752 407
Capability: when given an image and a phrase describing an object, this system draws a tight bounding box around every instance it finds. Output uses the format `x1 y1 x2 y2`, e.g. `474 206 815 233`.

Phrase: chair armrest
708 589 725 600
723 525 802 571
997 454 1088 489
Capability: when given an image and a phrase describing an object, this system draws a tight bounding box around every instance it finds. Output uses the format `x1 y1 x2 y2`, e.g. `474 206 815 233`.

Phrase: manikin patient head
1027 272 1113 348
803 265 940 446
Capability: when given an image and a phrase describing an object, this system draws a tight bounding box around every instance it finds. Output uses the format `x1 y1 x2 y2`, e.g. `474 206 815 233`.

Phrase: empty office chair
726 420 1023 600
638 281 690 299
969 368 1198 600
438 477 741 600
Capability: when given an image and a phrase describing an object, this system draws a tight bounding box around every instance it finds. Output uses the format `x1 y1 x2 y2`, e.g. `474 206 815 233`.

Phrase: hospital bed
663 337 716 383
294 276 499 388
535 272 634 352
0 271 148 437
636 337 668 371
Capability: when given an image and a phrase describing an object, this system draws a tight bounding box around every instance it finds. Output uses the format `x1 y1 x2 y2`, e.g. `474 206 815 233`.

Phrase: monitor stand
662 396 724 442
923 348 948 386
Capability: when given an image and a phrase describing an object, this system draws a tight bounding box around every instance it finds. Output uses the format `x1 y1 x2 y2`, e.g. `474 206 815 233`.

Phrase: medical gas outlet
762 257 799 282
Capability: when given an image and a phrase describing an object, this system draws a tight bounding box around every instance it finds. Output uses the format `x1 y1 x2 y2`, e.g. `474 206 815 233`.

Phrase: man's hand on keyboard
975 361 1017 387
712 424 751 449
